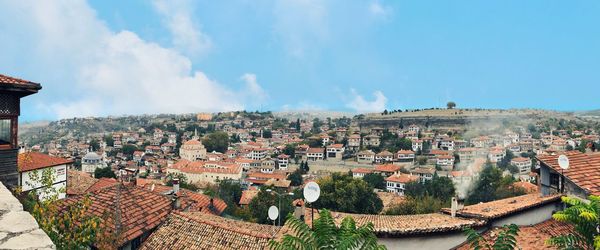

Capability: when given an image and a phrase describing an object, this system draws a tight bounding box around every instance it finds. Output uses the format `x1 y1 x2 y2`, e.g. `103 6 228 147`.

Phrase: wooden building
0 74 41 187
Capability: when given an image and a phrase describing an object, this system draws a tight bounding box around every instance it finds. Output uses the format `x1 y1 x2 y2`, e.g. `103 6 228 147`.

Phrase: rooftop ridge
175 211 280 239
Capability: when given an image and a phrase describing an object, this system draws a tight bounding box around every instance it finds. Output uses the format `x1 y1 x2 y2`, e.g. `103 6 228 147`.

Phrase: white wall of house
490 202 560 227
20 164 68 200
378 232 468 250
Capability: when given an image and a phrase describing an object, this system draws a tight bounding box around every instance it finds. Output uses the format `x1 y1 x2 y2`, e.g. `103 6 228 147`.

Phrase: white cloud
369 1 392 18
152 0 212 57
240 73 268 105
0 1 256 119
346 89 387 113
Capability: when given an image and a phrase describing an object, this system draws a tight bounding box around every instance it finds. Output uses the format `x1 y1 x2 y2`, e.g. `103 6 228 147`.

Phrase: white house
351 168 373 178
395 150 415 162
385 174 419 195
18 152 73 200
511 157 533 175
412 139 423 152
277 154 290 170
326 144 345 161
306 148 324 161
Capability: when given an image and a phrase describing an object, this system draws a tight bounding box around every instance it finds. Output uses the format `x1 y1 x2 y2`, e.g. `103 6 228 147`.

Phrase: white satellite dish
558 154 570 170
268 206 279 221
303 181 320 203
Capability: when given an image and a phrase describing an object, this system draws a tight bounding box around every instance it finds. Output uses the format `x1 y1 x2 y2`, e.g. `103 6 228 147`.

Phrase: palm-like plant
269 209 386 250
464 224 520 250
547 195 600 250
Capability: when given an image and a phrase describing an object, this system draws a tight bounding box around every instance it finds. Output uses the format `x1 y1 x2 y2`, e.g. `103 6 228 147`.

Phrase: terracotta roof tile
351 168 374 174
305 209 484 236
454 219 573 250
66 170 96 195
143 184 227 215
86 178 118 192
58 184 172 246
385 173 419 183
537 151 600 196
18 152 73 172
442 194 562 220
140 212 282 250
0 73 42 89
239 189 259 205
375 164 401 173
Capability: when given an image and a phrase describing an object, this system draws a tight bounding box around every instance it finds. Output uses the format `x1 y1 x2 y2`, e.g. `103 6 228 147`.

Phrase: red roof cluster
59 184 172 245
18 152 73 172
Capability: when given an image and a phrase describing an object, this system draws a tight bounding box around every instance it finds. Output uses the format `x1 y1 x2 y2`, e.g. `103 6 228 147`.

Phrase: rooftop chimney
172 178 180 194
451 197 458 217
172 178 181 210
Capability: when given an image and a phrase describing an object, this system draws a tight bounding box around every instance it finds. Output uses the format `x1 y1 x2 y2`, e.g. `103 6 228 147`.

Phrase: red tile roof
140 212 282 250
66 170 96 195
511 157 531 163
455 219 573 250
537 151 600 196
18 152 73 172
442 194 562 220
352 168 374 174
183 139 202 145
307 147 324 154
143 184 227 215
375 164 402 173
0 73 42 90
86 177 119 192
58 184 172 246
385 174 419 183
305 209 484 236
239 189 259 205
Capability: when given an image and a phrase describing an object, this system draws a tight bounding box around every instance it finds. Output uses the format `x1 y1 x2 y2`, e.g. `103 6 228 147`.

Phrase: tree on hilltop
447 101 457 109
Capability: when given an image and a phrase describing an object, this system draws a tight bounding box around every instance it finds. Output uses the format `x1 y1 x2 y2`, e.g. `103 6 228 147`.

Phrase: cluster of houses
4 72 600 249
20 101 600 200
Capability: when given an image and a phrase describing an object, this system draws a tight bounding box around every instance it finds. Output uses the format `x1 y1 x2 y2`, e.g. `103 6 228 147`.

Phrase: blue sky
1 1 599 122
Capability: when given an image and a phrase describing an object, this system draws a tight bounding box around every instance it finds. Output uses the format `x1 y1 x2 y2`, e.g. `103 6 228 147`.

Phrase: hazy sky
1 0 599 121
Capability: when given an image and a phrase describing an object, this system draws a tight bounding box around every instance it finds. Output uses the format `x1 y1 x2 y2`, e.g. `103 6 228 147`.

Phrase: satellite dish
558 154 569 170
268 206 279 221
303 181 320 203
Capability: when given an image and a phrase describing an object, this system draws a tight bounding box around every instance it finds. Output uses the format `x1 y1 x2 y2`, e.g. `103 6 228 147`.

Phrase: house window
0 119 11 146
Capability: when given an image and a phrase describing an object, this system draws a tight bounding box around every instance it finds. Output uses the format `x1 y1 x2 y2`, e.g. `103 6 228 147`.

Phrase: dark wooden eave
0 74 42 97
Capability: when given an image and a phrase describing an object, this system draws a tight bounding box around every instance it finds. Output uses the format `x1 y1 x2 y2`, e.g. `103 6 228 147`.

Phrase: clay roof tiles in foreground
442 193 562 220
58 184 172 246
66 170 96 195
140 212 282 250
142 184 227 215
305 209 484 237
454 219 573 250
537 151 600 196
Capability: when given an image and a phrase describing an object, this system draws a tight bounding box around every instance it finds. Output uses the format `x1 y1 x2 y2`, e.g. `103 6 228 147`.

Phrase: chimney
451 197 458 217
173 193 181 210
173 178 180 194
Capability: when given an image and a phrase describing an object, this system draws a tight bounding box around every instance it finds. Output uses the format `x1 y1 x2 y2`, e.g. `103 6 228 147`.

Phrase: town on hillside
0 73 598 249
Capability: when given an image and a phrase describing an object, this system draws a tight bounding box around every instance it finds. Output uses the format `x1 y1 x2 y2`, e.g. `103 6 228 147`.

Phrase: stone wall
0 182 55 250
